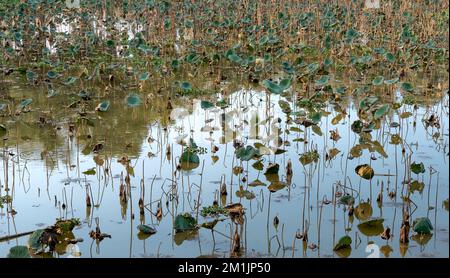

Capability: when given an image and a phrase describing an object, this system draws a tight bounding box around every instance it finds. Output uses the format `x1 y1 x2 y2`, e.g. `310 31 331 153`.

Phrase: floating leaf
174 213 197 232
228 53 243 64
339 195 355 206
137 224 157 234
7 246 30 258
252 160 264 171
200 100 214 110
372 76 384 86
371 141 388 158
18 99 33 110
262 79 282 94
236 146 258 161
268 181 288 193
351 120 363 133
248 179 266 187
355 202 373 221
410 162 425 174
180 81 192 92
384 77 399 85
95 101 110 112
28 229 45 252
299 150 319 166
126 93 142 107
327 148 340 160
55 218 80 232
139 72 149 81
333 235 352 251
310 112 322 124
63 76 77 85
47 70 58 79
390 134 402 145
278 78 292 91
401 82 414 92
413 217 433 234
236 189 255 199
355 164 374 180
315 75 329 86
374 104 389 119
357 218 384 236
82 168 96 175
264 163 279 175
311 125 322 136
350 145 363 158
180 150 199 170
384 52 395 63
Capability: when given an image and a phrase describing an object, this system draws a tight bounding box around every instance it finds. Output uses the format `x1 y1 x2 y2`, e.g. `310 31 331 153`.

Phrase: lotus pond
0 0 449 258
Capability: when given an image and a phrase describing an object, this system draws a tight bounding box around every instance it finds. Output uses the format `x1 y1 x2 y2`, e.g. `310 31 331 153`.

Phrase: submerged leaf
355 164 374 180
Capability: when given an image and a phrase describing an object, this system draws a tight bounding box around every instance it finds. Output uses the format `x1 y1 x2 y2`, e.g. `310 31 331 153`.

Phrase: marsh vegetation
0 0 449 258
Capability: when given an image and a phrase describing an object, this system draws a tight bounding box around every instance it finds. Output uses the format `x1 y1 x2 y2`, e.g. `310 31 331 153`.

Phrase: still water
0 75 448 258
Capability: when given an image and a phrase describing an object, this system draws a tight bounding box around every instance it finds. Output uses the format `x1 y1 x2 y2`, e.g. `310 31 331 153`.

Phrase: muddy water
0 75 448 258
